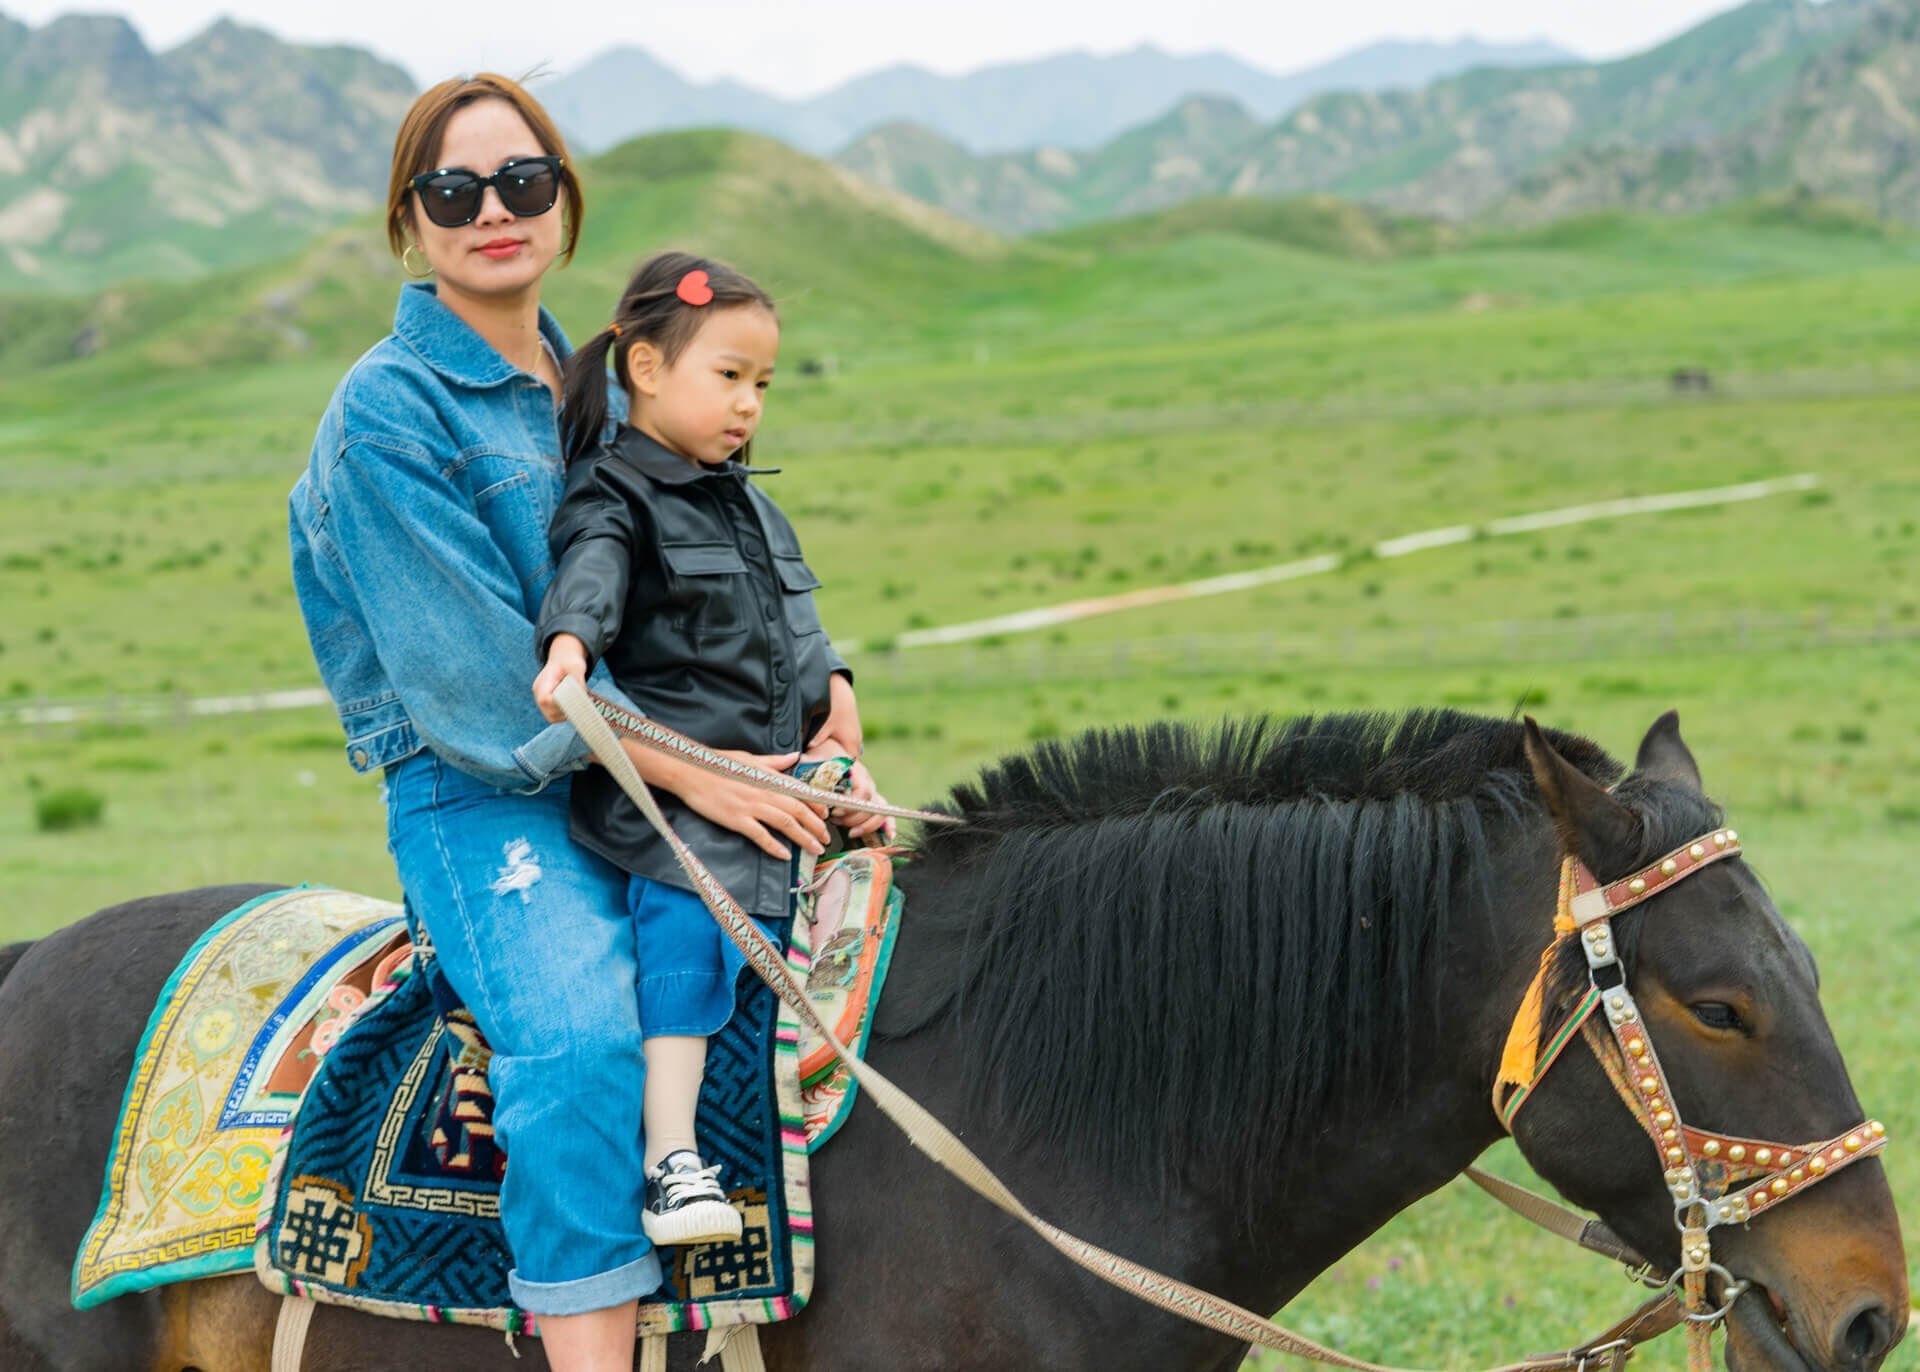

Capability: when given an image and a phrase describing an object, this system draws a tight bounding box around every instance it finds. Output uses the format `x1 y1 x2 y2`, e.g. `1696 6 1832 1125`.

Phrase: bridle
1493 828 1890 1368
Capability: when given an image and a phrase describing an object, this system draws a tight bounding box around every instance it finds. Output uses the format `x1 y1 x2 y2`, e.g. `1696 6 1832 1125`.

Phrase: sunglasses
409 156 565 229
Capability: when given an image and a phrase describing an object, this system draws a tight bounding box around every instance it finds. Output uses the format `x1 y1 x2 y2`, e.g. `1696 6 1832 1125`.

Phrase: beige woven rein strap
581 689 961 827
553 680 1684 1372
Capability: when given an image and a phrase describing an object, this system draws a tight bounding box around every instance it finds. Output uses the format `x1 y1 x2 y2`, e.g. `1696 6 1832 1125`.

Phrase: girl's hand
533 634 589 723
807 672 864 761
627 740 830 861
836 759 895 842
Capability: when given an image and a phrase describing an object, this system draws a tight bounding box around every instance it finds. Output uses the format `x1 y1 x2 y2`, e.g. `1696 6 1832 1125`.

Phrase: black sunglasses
409 156 565 229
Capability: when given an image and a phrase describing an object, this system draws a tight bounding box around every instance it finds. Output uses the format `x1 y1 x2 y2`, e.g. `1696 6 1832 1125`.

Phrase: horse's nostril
1836 1301 1893 1366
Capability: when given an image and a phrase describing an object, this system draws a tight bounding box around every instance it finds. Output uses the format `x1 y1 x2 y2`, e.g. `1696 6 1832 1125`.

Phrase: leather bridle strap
1463 1166 1649 1269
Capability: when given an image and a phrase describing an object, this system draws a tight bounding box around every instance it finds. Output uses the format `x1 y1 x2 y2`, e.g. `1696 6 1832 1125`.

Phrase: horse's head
1512 712 1906 1371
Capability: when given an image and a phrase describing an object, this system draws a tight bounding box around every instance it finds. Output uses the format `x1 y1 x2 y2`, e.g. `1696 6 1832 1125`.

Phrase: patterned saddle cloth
73 836 903 1335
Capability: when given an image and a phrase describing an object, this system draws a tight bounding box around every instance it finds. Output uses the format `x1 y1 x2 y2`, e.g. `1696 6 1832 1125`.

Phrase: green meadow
1 131 1916 1367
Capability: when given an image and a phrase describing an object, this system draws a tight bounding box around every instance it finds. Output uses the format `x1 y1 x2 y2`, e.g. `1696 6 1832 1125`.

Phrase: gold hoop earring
401 242 433 278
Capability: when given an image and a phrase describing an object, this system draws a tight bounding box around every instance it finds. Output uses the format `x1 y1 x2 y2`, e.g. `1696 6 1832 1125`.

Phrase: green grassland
1 130 1917 1367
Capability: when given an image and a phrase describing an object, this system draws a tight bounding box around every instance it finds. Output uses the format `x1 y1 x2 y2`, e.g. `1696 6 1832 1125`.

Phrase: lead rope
551 680 1686 1372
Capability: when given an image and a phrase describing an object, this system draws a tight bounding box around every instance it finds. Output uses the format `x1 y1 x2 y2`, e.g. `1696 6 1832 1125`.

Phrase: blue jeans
384 750 663 1315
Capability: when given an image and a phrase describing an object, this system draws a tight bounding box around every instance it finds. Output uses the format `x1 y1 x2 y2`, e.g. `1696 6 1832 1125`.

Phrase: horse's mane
893 709 1721 1199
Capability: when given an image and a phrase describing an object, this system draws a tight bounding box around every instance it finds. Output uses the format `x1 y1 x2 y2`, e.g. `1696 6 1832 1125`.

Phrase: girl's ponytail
561 251 778 466
559 326 620 466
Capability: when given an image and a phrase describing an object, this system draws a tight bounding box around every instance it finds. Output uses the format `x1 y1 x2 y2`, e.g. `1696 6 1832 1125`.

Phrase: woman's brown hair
384 73 583 263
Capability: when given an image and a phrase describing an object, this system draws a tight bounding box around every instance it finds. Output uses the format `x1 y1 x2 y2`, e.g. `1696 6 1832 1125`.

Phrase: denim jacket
290 282 633 793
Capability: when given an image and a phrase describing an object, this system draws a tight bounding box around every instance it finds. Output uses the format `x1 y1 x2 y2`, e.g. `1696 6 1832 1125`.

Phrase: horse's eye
1691 1001 1746 1033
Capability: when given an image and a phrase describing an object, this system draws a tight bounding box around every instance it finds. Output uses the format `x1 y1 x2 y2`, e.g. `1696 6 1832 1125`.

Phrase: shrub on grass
36 786 105 832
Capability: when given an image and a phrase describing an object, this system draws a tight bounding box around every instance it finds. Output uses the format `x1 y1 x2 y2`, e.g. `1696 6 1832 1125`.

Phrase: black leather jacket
536 427 847 915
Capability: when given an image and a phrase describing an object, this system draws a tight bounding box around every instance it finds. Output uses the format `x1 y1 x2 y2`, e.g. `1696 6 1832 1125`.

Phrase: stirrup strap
271 1295 315 1372
639 1332 668 1372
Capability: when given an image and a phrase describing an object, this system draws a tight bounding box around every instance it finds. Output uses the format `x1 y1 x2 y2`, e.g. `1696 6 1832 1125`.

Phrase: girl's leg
385 753 658 1341
641 1035 708 1172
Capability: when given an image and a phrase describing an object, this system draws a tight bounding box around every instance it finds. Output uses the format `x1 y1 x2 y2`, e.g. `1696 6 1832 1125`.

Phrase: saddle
72 833 904 1341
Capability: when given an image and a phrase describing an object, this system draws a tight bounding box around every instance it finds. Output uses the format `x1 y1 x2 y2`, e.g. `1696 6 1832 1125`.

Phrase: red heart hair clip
676 269 714 306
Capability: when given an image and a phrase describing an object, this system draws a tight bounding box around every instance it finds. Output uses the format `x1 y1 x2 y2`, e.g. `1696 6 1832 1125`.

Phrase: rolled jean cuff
640 969 736 1039
509 1250 664 1316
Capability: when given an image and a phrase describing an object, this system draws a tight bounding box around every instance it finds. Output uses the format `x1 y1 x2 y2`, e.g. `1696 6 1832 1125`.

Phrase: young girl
531 250 886 1246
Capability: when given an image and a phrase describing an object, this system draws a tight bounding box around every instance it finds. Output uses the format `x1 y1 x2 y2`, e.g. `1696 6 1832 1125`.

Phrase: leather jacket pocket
661 540 750 639
774 553 825 636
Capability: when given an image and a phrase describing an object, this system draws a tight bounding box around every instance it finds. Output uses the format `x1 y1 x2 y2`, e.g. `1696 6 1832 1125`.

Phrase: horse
0 710 1904 1371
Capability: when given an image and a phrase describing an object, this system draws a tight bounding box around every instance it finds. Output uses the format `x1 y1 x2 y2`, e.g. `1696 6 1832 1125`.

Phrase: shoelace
656 1163 726 1205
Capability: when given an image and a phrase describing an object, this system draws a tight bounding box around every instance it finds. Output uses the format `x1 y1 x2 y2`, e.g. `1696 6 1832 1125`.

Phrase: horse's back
0 884 283 1371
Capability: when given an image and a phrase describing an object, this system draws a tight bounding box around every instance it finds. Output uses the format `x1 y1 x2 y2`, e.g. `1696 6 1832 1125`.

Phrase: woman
287 74 831 1372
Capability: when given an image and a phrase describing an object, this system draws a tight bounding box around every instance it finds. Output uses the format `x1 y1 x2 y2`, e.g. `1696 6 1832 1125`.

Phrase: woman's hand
806 672 863 761
533 633 589 723
626 739 830 861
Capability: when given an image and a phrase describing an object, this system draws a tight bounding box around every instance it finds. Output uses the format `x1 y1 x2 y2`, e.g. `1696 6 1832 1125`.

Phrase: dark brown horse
0 711 1904 1370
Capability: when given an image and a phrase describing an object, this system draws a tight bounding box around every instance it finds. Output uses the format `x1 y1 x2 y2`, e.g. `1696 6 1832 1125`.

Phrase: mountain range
839 0 1919 233
537 38 1576 156
5 1 1920 296
0 13 414 291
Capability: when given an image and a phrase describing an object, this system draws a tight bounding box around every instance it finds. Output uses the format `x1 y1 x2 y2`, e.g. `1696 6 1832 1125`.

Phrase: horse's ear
1524 716 1637 866
1631 709 1704 792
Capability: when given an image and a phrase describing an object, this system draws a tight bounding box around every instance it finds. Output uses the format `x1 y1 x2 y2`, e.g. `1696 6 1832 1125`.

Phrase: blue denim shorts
384 750 663 1315
630 875 777 1039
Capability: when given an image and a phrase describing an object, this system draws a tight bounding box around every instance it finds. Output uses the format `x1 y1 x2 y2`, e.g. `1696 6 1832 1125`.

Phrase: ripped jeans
383 748 664 1314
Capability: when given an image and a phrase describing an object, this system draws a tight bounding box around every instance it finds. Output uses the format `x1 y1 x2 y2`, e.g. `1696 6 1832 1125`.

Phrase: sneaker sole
643 1200 744 1246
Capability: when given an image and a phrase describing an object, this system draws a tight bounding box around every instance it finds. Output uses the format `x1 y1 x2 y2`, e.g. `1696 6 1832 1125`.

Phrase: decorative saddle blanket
72 887 409 1308
72 839 902 1332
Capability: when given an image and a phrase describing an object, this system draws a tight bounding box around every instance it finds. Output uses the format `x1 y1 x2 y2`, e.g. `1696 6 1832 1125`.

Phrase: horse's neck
1181 824 1569 1319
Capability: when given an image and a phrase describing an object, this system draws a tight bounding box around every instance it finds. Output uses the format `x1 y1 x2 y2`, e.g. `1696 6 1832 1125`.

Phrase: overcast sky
7 0 1753 96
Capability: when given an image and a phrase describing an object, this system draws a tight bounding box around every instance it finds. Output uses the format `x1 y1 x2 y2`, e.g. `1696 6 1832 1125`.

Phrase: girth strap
639 1333 667 1372
271 1294 315 1372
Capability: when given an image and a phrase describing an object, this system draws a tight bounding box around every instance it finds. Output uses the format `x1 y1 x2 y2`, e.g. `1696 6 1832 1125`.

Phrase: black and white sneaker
642 1150 743 1246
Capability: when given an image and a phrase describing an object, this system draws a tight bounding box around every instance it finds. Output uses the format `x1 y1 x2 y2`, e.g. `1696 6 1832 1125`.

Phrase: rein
554 681 1878 1370
1493 832 1890 1370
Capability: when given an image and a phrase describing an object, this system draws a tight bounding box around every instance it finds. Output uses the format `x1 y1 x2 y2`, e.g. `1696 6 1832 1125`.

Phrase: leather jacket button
773 665 790 684
742 538 764 558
